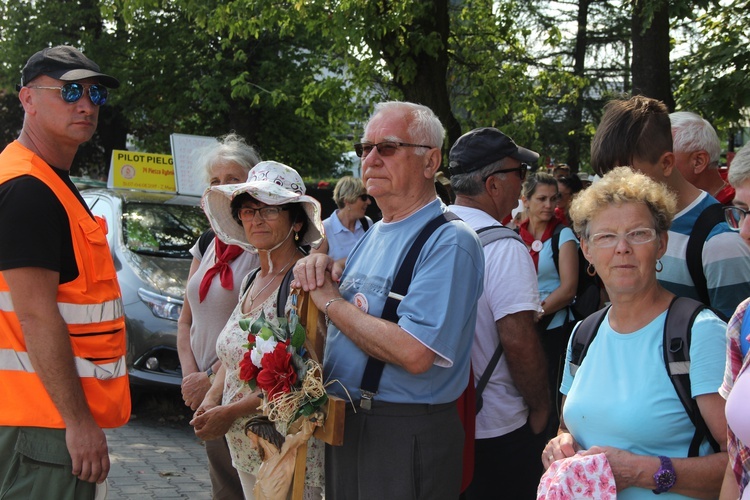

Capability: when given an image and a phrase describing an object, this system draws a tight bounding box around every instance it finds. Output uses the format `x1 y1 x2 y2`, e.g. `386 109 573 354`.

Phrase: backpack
550 225 603 321
568 296 720 457
685 203 728 321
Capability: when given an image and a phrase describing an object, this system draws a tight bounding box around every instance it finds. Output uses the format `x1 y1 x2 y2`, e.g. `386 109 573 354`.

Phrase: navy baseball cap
449 127 539 175
19 45 120 89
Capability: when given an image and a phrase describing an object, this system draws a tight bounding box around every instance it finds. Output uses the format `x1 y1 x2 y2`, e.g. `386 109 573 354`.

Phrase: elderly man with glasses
293 101 485 499
0 46 127 499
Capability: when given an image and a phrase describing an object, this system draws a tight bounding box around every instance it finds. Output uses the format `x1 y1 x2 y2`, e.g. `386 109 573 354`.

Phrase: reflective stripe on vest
0 349 127 380
0 291 123 325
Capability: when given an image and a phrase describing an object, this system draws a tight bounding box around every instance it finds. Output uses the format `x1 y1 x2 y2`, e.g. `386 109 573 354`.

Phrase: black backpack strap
276 267 297 318
568 305 609 376
473 225 525 413
475 341 504 414
197 228 216 257
550 224 565 276
685 203 724 311
241 268 260 297
359 217 370 232
662 296 720 457
359 211 461 409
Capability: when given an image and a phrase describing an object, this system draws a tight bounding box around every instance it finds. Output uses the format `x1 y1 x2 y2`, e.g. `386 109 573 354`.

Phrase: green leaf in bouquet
310 393 328 407
250 311 266 334
291 322 306 349
259 326 275 341
289 312 299 335
239 318 252 332
291 353 308 382
248 378 257 392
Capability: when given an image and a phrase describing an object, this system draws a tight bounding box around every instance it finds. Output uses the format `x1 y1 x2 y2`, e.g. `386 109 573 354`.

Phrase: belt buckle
360 390 375 410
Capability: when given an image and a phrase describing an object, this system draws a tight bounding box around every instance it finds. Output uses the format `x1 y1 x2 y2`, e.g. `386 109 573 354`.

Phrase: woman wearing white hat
190 161 325 499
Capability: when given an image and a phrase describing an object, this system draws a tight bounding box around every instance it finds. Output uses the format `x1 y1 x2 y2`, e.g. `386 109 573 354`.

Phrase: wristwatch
652 456 676 494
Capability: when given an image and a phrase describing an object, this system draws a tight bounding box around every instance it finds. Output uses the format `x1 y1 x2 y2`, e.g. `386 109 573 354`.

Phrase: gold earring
295 232 299 242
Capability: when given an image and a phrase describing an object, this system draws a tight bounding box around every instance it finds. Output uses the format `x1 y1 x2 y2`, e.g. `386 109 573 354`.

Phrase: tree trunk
631 0 675 110
565 0 592 170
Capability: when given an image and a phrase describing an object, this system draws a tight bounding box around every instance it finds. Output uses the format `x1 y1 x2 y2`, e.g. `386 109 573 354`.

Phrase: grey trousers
325 401 463 500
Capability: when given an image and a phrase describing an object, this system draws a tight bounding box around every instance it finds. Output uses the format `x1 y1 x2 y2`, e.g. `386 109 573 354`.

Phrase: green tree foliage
1 0 748 177
673 0 750 147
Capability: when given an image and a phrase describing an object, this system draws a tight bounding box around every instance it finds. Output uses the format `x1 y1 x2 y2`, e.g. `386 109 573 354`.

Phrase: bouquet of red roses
237 297 328 426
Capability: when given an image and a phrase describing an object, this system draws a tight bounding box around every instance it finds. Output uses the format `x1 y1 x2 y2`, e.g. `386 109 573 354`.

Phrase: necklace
248 253 297 307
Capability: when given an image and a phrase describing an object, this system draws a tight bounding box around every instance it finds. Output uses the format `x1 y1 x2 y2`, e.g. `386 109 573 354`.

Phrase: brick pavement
104 410 213 499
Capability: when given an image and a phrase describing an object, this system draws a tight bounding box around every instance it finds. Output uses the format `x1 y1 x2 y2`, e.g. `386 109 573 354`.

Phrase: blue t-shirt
560 308 726 499
659 192 750 319
323 199 485 404
322 211 372 261
537 226 578 329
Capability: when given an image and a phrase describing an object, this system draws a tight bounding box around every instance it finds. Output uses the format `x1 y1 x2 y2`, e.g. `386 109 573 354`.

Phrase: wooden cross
290 290 345 500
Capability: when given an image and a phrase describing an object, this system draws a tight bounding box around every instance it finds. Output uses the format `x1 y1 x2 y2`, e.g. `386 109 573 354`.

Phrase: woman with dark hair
519 172 578 437
190 161 325 499
555 174 584 226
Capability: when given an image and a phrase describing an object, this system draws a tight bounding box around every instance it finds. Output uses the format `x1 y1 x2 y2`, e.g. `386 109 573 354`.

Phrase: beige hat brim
202 181 324 253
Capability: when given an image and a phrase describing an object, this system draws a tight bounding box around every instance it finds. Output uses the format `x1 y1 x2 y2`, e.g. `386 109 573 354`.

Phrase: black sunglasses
353 141 433 158
26 82 109 106
482 163 529 182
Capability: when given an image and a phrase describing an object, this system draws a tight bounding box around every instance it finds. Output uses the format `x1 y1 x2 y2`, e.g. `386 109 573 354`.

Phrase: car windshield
122 203 210 258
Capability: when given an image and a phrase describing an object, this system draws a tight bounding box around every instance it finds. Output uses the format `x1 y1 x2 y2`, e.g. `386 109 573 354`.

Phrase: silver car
81 188 210 388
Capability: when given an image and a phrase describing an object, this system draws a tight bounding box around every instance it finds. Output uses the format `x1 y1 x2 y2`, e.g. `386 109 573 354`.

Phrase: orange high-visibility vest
0 141 130 429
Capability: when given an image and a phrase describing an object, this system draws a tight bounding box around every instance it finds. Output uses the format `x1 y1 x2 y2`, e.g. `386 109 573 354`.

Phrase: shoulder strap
473 225 526 413
241 268 260 297
359 211 461 408
197 228 216 256
359 217 370 232
685 203 724 310
276 267 297 318
476 225 525 246
550 224 565 276
568 305 610 376
662 296 720 457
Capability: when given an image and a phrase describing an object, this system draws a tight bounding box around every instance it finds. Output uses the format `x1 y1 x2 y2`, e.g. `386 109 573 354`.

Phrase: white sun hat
202 160 324 252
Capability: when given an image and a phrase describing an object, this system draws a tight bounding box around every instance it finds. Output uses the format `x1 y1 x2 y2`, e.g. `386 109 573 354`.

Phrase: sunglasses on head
26 82 109 106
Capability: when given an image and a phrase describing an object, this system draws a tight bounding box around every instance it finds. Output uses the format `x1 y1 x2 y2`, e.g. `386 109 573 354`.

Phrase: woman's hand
581 446 654 492
190 404 234 441
542 432 581 469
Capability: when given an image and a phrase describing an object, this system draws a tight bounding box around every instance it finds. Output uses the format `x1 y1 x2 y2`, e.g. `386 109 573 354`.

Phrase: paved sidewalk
104 401 214 499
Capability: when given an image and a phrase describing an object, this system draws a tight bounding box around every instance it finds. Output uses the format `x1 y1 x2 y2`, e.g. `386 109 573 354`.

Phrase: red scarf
518 217 561 272
198 238 244 302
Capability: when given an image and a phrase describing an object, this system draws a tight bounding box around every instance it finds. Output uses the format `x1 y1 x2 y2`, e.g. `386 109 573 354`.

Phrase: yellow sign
109 150 176 192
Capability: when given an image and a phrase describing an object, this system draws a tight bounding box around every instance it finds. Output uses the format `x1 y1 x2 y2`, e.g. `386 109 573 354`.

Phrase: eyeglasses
26 82 109 106
482 163 529 182
588 227 657 248
353 141 433 158
237 206 288 222
724 206 750 231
